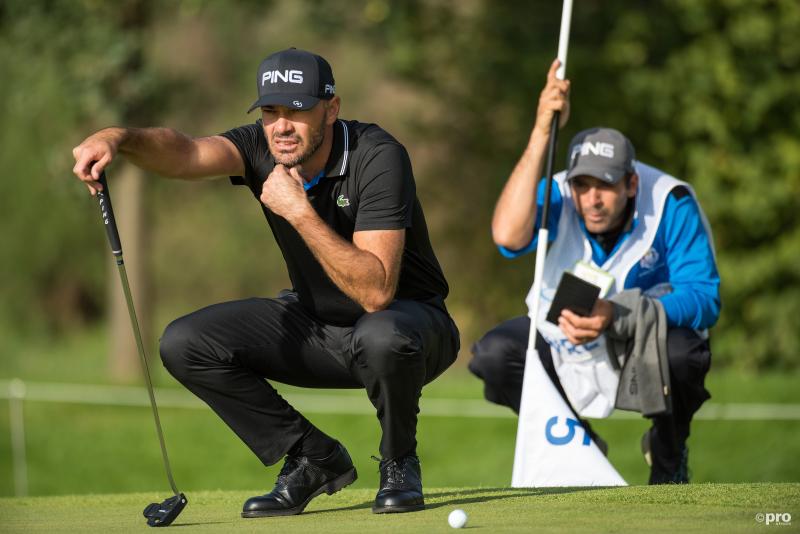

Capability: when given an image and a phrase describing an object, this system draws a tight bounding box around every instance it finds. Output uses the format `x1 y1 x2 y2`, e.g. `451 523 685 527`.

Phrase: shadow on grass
172 521 232 527
424 486 618 510
305 500 374 514
307 486 621 515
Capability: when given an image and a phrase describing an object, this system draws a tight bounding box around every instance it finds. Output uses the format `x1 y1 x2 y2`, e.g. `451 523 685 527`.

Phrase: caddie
468 59 720 484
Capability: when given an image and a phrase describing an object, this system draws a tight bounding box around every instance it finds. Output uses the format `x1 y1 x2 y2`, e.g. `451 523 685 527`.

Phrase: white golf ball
448 509 468 529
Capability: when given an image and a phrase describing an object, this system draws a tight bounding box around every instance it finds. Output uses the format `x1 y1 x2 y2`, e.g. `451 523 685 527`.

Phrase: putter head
143 493 187 527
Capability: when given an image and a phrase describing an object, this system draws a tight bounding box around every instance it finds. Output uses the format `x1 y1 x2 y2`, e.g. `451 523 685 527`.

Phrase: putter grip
96 171 123 256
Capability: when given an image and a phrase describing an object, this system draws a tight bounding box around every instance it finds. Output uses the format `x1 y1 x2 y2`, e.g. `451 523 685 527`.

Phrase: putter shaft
116 258 180 496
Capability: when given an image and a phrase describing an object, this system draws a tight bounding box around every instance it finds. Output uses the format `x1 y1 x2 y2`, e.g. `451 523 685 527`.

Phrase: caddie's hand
260 165 310 222
533 59 571 138
72 129 123 195
558 298 613 346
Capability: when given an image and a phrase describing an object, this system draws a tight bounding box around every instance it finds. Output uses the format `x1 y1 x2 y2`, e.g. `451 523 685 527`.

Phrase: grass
1 326 799 497
1 484 798 533
1 375 799 497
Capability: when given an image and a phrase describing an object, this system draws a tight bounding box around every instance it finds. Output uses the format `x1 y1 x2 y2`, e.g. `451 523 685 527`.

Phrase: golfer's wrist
101 127 131 153
284 201 315 227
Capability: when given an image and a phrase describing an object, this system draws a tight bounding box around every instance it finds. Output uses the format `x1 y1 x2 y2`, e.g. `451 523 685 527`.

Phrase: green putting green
2 484 798 533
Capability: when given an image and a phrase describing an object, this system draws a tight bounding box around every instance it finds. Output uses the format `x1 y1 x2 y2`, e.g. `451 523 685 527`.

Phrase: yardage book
545 271 601 324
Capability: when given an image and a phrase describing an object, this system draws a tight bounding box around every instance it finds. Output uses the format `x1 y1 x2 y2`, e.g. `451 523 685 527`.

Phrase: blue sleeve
498 178 562 258
658 193 721 329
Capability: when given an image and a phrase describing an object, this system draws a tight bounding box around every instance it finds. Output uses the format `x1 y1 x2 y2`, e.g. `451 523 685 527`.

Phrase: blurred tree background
1 0 798 377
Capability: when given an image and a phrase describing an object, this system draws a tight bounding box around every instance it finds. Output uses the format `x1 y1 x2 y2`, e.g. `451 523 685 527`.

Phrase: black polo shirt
221 119 449 326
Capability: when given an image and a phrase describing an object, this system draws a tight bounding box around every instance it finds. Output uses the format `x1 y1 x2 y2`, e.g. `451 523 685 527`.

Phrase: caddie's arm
658 194 721 329
491 59 570 250
260 164 403 313
72 127 244 195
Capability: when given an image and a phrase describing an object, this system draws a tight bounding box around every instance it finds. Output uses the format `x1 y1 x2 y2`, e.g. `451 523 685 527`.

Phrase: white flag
512 347 627 487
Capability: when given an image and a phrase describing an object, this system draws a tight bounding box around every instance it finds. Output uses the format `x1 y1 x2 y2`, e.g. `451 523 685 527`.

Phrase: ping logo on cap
261 69 304 86
571 141 615 160
248 49 336 113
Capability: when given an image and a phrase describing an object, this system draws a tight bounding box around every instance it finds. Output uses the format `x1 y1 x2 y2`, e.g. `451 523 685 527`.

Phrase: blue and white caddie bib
525 162 707 418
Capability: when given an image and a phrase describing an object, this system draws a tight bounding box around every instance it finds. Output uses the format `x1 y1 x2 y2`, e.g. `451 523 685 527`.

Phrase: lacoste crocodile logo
336 194 350 207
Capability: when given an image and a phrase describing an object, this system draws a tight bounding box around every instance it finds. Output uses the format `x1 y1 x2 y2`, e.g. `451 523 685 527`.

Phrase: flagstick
512 0 573 487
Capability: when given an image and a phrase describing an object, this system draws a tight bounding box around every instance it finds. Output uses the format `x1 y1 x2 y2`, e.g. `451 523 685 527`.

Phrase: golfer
469 60 719 484
72 48 459 515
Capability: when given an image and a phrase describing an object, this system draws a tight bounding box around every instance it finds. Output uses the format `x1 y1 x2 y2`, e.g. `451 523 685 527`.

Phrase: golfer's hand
533 59 571 138
72 129 124 195
260 165 311 222
558 298 613 346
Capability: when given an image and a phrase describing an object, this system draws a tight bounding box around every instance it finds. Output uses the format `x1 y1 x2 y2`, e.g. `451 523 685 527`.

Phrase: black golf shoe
372 454 425 514
242 442 357 518
641 428 690 484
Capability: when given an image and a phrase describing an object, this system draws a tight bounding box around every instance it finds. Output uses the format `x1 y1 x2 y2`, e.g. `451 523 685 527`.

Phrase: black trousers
159 292 460 465
468 316 711 482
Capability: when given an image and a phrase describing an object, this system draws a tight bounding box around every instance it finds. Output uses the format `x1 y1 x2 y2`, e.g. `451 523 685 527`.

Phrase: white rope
1 379 797 420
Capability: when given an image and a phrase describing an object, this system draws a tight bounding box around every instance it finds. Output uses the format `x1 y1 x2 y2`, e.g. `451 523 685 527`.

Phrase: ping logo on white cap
261 69 304 86
571 141 615 160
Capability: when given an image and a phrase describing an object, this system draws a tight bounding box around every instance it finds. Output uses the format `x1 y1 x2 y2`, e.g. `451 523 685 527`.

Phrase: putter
94 171 187 527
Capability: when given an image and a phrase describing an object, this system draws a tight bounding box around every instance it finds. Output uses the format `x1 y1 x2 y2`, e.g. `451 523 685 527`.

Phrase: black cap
566 127 636 184
247 48 336 113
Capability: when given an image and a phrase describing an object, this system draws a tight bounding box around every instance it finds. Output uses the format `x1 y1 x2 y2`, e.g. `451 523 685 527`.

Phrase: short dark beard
269 113 327 168
590 196 635 255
